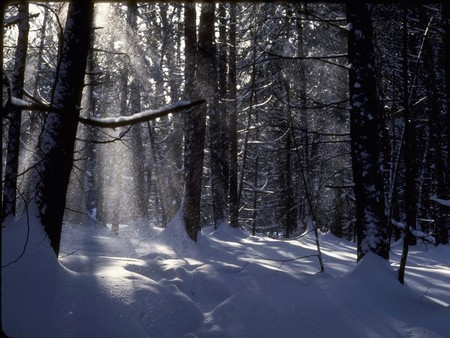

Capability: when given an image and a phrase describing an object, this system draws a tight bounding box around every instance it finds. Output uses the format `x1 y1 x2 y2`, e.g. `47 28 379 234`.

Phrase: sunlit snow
3 208 450 337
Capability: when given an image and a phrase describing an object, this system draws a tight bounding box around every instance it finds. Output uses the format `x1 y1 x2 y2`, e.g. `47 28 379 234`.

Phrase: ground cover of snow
3 209 450 337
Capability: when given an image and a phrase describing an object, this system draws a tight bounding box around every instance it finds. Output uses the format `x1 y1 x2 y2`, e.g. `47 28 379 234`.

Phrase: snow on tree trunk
347 3 389 261
3 3 29 218
35 0 94 255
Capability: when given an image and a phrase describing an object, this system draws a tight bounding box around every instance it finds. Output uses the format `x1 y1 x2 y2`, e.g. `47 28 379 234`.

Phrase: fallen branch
252 253 322 274
253 253 319 263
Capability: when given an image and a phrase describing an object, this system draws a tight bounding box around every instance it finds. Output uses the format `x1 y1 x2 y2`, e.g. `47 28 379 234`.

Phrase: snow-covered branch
430 196 450 207
2 96 206 129
2 96 50 114
79 99 206 128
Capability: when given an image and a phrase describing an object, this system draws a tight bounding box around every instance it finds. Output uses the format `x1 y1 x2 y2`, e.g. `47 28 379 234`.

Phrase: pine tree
35 0 94 255
347 3 389 261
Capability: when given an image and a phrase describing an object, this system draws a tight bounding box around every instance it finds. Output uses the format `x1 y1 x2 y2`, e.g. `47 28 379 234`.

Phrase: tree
35 0 94 255
419 6 448 245
202 3 225 227
399 5 415 284
228 3 239 228
2 3 29 219
347 3 389 261
444 4 450 225
183 3 205 241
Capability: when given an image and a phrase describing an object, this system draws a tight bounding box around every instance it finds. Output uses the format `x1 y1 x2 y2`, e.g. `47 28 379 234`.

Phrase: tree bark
201 3 226 227
35 0 94 255
183 3 205 241
128 2 148 221
228 4 239 228
443 3 450 241
218 4 229 206
399 6 415 284
3 3 29 218
347 3 389 261
1 3 6 335
419 7 448 245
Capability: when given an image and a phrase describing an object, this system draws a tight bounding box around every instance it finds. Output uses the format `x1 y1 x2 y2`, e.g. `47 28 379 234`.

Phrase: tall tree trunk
127 2 148 221
443 3 450 238
84 46 98 222
183 3 205 241
1 3 6 335
420 8 448 245
218 4 229 206
399 6 415 284
284 90 297 238
347 3 389 261
35 0 94 255
201 3 225 227
3 3 29 218
228 4 239 228
148 121 168 225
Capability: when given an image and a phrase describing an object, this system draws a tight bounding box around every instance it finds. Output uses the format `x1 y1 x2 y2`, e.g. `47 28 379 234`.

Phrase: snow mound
3 213 450 337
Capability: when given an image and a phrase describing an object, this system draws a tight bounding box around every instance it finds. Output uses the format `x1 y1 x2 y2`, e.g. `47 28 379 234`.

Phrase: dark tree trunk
218 4 229 206
183 3 205 241
283 104 297 237
229 4 239 228
1 3 6 335
35 0 94 255
443 3 450 243
200 3 225 227
3 3 29 218
419 7 448 245
399 6 415 284
347 3 389 261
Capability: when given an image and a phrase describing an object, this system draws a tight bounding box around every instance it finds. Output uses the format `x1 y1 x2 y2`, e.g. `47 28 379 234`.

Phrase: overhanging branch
78 99 206 128
3 95 206 128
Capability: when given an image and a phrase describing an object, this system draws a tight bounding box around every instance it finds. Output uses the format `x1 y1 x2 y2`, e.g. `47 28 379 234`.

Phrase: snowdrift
3 212 450 337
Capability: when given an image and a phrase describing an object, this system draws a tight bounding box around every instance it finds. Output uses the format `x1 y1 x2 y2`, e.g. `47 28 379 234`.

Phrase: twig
59 248 80 258
420 283 432 300
2 195 30 268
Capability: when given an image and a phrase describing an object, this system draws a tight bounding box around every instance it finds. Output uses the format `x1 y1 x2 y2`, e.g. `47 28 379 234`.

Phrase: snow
3 209 450 337
430 196 450 207
339 22 352 31
79 100 205 128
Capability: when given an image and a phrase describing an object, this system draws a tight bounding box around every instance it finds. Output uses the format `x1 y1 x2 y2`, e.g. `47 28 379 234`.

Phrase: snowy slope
2 210 450 337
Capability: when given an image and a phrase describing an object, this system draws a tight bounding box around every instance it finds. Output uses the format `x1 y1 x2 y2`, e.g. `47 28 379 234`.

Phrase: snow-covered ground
3 209 450 337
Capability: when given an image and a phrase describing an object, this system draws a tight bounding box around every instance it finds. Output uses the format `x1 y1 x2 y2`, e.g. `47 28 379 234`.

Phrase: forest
1 1 450 337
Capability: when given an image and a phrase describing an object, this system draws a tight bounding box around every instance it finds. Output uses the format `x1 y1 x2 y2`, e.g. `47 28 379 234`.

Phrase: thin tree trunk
1 2 6 335
444 3 450 187
419 7 448 245
229 4 239 228
148 121 167 225
35 0 94 255
3 3 29 218
283 87 297 238
218 4 229 206
399 6 415 284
